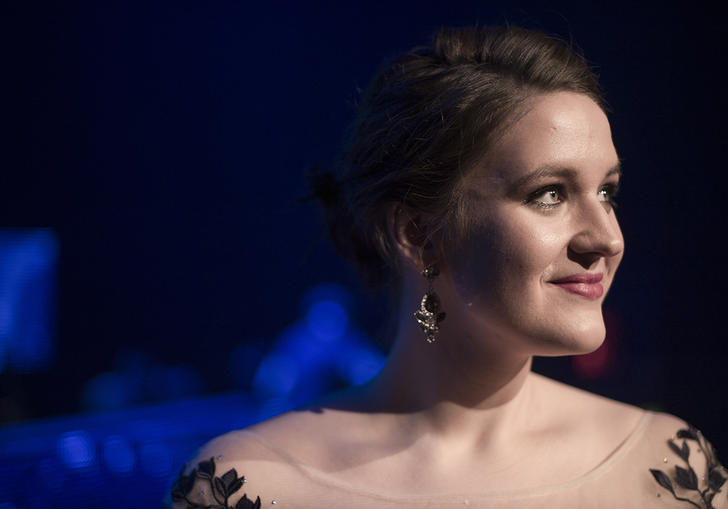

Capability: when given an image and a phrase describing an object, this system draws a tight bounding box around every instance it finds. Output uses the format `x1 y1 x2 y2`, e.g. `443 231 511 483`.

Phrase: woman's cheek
447 227 501 304
449 223 522 306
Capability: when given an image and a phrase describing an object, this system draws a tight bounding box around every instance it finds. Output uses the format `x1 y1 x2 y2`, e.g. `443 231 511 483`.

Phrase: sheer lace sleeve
649 424 727 508
166 456 262 509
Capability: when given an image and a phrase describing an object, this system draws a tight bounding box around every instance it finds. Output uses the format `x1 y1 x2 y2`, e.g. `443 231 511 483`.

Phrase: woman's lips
549 273 604 299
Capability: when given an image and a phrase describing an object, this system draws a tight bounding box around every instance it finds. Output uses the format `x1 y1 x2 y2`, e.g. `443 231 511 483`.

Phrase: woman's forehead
470 92 619 187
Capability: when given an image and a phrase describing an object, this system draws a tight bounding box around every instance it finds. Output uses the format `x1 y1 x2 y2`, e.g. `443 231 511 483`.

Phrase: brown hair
310 25 605 289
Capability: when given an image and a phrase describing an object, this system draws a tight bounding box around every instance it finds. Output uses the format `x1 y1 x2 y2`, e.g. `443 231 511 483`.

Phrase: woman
168 26 726 508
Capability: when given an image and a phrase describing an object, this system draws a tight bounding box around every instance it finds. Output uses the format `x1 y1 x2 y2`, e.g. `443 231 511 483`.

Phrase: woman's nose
567 200 624 260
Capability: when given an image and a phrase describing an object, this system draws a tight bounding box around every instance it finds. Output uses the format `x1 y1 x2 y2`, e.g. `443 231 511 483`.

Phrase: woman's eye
526 186 562 209
598 184 619 207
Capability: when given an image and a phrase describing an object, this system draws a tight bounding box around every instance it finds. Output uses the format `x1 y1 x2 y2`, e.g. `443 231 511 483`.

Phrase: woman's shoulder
165 409 351 509
633 412 727 507
165 428 283 508
531 373 691 433
533 375 727 506
164 412 309 508
530 373 646 440
531 373 712 455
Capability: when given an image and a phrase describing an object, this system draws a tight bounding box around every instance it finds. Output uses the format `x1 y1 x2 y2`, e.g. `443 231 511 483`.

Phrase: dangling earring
413 265 447 343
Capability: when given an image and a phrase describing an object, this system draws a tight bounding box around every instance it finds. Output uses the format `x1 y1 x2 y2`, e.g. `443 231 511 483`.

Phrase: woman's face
444 91 623 356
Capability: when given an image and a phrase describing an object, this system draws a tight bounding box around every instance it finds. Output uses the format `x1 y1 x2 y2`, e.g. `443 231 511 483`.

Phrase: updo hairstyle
310 25 606 290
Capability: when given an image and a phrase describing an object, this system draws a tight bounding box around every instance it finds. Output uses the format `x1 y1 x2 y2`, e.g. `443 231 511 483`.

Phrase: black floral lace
650 425 727 508
168 457 261 509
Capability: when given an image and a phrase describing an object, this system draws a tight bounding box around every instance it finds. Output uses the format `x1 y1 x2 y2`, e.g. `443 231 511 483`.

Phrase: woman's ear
387 204 437 271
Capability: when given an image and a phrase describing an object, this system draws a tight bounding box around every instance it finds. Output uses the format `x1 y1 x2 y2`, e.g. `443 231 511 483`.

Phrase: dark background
2 0 726 453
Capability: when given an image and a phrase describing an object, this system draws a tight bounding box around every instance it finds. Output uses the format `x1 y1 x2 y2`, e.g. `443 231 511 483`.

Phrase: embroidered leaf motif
709 467 727 491
650 426 727 509
220 468 244 498
171 467 197 500
214 477 227 498
670 439 691 462
677 427 699 440
651 469 676 494
221 469 238 489
235 495 261 509
675 465 699 490
198 459 215 479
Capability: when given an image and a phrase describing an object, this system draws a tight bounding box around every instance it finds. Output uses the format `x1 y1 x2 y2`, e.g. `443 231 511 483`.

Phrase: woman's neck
359 318 535 449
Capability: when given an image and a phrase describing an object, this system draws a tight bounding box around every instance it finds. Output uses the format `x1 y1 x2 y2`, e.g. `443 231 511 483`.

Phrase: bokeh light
306 300 348 341
0 229 57 373
57 430 96 469
252 353 299 398
103 435 135 474
139 441 172 478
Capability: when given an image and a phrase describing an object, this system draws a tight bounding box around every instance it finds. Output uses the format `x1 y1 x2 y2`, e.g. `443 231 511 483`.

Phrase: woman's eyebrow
605 162 623 178
509 162 622 192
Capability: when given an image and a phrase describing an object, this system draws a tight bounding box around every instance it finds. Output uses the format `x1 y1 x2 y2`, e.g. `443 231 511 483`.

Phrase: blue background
1 1 726 507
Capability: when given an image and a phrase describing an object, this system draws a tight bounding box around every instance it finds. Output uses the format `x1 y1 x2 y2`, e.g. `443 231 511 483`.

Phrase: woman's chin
531 320 606 357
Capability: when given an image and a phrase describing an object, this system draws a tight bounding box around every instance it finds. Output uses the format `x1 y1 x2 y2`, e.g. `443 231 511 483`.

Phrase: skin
443 90 624 359
201 91 642 499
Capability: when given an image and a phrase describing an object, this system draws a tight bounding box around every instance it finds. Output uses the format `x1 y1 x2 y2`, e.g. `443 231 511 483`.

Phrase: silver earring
414 265 446 343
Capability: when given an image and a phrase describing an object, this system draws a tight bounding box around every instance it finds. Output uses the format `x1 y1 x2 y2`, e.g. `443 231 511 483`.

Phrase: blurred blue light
306 300 348 341
82 355 205 411
36 457 65 491
81 372 136 411
277 323 321 362
250 283 387 404
228 340 265 388
139 441 171 477
255 396 293 422
0 229 57 373
343 347 386 385
302 283 351 315
57 431 95 469
103 435 135 474
252 354 299 398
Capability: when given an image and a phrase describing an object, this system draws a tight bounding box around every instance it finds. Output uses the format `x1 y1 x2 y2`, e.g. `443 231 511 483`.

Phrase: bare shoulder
642 410 690 437
640 412 728 507
532 374 728 505
536 374 707 454
534 374 702 443
639 410 723 466
530 372 645 435
167 406 359 508
166 424 305 508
